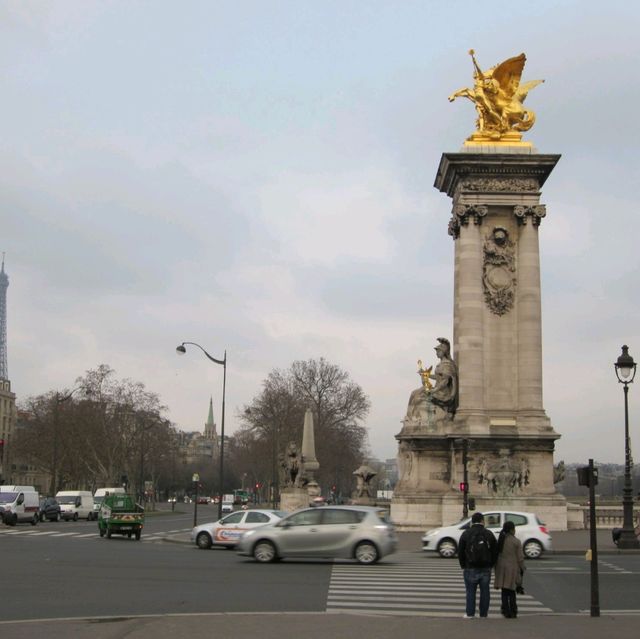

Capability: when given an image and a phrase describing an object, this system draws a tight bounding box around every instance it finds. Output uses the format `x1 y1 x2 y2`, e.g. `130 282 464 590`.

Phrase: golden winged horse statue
448 50 544 143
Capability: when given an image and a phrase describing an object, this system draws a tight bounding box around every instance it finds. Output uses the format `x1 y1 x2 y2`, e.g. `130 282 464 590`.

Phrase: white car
191 509 287 549
422 510 552 559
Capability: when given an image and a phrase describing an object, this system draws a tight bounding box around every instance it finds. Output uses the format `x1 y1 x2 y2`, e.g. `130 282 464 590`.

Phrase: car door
276 509 324 556
505 512 530 544
315 508 364 557
483 512 503 539
214 511 246 545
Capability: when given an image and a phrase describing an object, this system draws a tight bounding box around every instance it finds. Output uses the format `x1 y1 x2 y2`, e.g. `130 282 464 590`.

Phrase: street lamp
614 345 640 549
454 438 470 519
176 341 227 520
50 386 85 496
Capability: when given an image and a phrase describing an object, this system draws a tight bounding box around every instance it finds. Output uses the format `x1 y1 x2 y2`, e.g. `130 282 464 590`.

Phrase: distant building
178 398 220 465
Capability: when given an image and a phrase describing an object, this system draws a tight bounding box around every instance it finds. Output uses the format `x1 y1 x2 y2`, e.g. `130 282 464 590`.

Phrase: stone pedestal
391 147 567 531
279 487 309 512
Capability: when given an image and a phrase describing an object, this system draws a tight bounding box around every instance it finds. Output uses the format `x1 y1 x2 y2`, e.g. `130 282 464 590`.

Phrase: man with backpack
458 512 498 618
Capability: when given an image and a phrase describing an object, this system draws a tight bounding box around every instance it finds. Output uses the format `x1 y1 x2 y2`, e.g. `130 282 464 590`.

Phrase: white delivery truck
0 486 40 526
93 487 126 518
56 490 95 521
222 494 235 513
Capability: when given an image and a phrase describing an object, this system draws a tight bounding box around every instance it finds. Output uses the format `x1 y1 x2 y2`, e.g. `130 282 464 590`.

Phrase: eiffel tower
0 254 8 381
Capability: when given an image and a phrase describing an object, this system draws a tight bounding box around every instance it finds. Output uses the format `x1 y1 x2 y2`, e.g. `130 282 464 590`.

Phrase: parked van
0 486 40 526
56 491 95 521
93 487 125 518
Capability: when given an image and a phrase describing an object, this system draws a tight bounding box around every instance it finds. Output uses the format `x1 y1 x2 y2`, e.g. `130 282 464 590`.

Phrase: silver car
236 505 397 564
422 510 552 559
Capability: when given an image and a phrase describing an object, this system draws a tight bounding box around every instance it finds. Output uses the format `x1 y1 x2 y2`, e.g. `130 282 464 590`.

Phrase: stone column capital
448 204 488 239
514 204 546 226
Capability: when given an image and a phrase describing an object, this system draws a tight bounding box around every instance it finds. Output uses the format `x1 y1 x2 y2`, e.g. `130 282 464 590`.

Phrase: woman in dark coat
494 520 525 618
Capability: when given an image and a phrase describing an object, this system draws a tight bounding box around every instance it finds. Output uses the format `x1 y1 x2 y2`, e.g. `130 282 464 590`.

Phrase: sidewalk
1 611 636 639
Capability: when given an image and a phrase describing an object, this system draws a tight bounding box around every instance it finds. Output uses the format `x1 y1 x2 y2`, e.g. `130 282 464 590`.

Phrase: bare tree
233 358 370 501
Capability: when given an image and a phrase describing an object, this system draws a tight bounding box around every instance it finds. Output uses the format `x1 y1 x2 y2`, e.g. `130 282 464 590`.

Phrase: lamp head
615 345 637 383
176 344 187 355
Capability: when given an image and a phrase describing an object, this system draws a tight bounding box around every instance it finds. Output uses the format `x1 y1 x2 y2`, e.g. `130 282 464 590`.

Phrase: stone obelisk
301 408 321 499
391 51 567 530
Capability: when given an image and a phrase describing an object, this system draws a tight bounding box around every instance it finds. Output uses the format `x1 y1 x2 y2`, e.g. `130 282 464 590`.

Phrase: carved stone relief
483 226 516 315
514 204 546 226
476 449 530 497
448 204 488 239
460 177 539 193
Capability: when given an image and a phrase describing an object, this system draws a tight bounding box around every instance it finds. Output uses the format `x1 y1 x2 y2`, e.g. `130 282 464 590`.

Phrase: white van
56 491 95 521
93 487 125 517
0 486 40 526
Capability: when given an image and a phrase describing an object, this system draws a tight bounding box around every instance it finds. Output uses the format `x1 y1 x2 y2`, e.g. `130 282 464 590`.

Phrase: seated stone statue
405 338 458 424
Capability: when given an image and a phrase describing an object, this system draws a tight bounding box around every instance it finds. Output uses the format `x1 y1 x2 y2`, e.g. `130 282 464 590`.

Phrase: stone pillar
514 205 546 412
451 205 487 429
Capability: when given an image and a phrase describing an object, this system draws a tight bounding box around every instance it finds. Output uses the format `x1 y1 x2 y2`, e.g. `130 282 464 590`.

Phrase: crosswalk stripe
326 551 553 617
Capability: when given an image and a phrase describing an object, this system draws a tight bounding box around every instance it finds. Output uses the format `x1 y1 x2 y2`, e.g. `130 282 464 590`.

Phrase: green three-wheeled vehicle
98 493 145 540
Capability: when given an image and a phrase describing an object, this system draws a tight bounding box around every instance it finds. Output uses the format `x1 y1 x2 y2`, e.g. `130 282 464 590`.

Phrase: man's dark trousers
463 567 492 617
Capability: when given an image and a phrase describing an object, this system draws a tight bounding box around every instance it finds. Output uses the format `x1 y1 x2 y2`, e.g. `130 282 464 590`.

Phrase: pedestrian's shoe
463 614 475 619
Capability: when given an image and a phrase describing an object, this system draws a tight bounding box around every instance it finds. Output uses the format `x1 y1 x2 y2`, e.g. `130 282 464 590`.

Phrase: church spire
204 396 217 439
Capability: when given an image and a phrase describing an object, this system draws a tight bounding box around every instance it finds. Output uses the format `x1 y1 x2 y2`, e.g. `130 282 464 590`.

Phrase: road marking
326 552 551 616
49 532 80 537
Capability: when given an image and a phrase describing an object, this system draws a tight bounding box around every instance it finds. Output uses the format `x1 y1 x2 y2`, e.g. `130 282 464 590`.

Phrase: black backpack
466 528 492 566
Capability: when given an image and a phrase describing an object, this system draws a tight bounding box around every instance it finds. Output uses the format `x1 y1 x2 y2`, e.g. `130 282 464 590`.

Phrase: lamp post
454 438 470 519
177 342 227 520
192 472 200 527
50 386 84 496
613 345 640 549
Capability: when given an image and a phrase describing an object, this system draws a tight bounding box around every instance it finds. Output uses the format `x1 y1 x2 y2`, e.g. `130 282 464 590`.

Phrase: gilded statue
448 50 543 143
417 360 433 390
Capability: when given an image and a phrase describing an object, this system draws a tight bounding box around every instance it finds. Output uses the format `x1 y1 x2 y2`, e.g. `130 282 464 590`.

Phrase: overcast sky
2 1 639 466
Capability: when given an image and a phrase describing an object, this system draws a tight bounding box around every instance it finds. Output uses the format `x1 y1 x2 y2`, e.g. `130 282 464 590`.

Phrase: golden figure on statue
448 50 543 145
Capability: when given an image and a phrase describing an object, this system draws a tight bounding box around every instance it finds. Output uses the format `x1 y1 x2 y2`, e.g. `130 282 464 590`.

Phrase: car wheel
354 541 379 565
31 514 38 526
523 539 543 559
437 538 458 558
253 540 277 563
73 513 78 522
196 532 213 550
135 530 141 541
54 514 59 522
9 514 18 527
107 528 112 539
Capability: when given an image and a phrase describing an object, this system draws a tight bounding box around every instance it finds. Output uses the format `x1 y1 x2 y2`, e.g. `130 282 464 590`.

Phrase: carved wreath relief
476 451 530 497
483 226 516 316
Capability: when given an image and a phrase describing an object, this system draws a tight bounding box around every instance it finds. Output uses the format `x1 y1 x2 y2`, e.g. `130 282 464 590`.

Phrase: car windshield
273 511 287 518
56 496 77 505
0 493 18 503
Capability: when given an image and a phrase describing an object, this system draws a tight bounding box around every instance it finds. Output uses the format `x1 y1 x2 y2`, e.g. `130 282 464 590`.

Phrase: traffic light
577 466 598 487
459 482 468 492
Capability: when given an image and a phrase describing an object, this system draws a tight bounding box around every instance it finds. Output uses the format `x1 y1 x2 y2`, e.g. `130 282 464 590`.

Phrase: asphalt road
1 508 639 623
